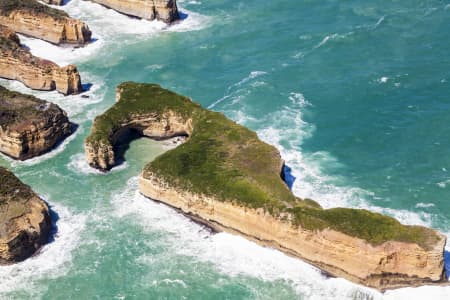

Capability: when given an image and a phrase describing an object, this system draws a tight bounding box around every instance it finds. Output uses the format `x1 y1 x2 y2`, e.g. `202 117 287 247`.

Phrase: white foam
208 71 268 109
379 77 389 83
112 177 382 300
314 32 353 49
67 153 128 175
415 202 436 208
0 202 86 297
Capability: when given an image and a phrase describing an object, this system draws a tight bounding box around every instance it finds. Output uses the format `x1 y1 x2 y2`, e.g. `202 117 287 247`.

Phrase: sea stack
0 25 83 95
85 0 179 24
0 86 73 160
0 0 91 45
85 82 447 291
0 167 52 264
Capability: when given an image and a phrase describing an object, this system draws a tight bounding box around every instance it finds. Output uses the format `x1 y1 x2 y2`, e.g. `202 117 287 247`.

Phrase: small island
85 0 179 24
85 82 447 291
0 86 73 160
0 167 52 264
0 25 83 95
0 0 91 45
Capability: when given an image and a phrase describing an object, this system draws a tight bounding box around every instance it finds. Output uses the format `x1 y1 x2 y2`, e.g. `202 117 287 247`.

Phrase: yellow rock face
0 26 83 95
140 174 447 291
0 7 91 45
86 0 179 24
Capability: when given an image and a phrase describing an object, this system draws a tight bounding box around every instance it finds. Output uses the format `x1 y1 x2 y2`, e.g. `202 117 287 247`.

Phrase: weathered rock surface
86 82 447 290
0 167 52 264
41 0 64 5
0 86 72 160
0 26 83 95
86 0 179 24
0 0 91 45
140 175 447 290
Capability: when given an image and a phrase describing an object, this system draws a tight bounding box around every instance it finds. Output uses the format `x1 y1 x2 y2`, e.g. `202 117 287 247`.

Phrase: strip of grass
0 86 60 127
0 0 68 20
0 167 33 205
87 82 441 250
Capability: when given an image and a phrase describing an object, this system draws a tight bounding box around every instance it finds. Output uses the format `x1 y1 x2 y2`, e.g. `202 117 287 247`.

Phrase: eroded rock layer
0 167 52 264
86 0 179 24
0 0 91 45
0 26 83 95
0 86 72 160
86 82 447 290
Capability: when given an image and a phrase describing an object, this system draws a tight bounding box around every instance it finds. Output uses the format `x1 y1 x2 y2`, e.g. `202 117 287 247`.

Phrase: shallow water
1 0 449 299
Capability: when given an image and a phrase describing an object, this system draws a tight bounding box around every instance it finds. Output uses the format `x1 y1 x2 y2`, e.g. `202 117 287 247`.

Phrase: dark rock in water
0 167 52 264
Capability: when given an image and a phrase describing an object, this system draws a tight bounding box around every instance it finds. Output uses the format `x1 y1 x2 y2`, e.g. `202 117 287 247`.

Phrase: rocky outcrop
41 0 64 5
86 82 447 290
0 167 52 264
0 26 83 95
0 86 72 160
86 0 179 24
0 0 91 45
140 175 446 290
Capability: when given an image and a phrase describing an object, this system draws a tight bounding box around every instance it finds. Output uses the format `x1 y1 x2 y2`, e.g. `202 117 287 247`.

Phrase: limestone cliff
86 82 447 290
0 26 83 95
140 175 446 290
0 86 72 160
0 0 91 45
0 167 52 264
85 0 179 24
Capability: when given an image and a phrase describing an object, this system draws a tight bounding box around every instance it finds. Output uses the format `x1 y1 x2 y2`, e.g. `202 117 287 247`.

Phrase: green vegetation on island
86 82 440 250
0 0 68 19
0 86 60 128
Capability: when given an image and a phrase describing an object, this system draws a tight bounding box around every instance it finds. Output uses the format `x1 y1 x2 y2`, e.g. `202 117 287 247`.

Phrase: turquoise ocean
1 0 450 299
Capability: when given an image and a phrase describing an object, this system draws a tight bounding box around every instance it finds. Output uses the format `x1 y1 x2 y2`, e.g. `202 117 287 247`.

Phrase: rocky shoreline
0 0 91 45
0 167 52 264
85 82 448 291
0 86 73 160
0 25 83 95
85 0 179 24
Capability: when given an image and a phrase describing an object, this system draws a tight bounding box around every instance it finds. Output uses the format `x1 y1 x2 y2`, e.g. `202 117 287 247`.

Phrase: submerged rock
0 167 52 264
85 0 179 24
0 86 73 160
0 0 91 45
85 82 447 290
0 25 83 95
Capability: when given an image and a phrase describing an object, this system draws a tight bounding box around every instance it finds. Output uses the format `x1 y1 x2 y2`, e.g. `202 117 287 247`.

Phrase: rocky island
0 86 73 160
0 25 83 95
85 0 179 24
0 167 52 264
85 82 447 291
0 0 91 45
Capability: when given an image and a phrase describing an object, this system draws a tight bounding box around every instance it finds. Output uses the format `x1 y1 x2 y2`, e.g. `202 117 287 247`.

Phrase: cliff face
0 86 72 160
85 110 191 170
0 167 52 264
41 0 64 5
140 175 446 290
86 82 447 291
86 0 179 24
0 26 83 95
0 0 91 45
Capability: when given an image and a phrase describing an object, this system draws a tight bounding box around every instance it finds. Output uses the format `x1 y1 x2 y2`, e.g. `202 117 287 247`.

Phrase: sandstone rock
0 26 83 95
0 86 73 160
0 0 91 45
86 0 179 24
86 82 447 290
41 0 64 5
0 167 52 264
